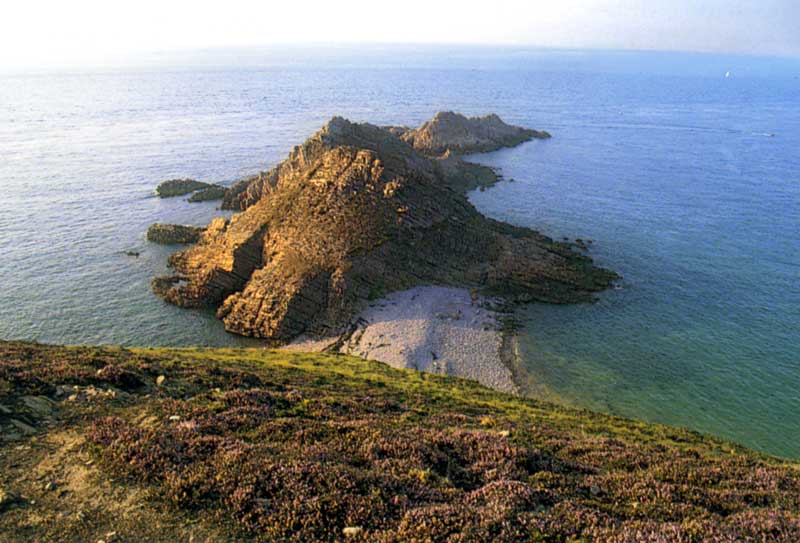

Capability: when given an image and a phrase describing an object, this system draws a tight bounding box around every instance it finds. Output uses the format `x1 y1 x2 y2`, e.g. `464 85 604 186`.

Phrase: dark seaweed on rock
155 114 616 341
2 340 800 542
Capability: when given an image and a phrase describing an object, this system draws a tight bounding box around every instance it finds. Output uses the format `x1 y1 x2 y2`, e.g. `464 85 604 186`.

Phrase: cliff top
1 340 798 542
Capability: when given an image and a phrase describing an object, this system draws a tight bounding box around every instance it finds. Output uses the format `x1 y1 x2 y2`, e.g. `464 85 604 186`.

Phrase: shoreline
281 286 521 395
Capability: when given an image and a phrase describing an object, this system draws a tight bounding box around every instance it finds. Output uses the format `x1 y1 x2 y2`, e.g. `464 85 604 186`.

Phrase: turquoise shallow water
1 47 798 457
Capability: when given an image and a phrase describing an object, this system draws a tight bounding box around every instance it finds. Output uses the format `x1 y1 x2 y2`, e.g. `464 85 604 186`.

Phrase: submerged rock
146 224 205 245
155 179 214 198
153 114 617 341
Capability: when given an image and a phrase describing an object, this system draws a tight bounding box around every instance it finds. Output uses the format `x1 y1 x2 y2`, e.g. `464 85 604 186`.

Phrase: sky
1 0 798 69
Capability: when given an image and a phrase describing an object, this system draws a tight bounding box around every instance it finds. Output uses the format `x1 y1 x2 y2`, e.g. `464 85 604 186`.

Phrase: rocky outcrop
146 224 205 244
155 179 215 198
154 217 266 308
153 115 616 341
221 172 270 211
400 111 551 156
220 112 543 212
188 185 227 202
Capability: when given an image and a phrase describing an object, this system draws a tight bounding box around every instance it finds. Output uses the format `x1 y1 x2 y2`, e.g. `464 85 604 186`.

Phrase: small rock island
146 224 205 245
155 179 226 202
152 112 617 342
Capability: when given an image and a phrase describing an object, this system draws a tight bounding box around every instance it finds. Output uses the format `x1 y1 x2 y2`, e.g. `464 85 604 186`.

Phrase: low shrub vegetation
1 340 799 542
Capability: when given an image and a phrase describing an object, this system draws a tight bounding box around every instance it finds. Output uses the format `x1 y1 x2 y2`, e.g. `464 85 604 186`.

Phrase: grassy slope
1 340 799 542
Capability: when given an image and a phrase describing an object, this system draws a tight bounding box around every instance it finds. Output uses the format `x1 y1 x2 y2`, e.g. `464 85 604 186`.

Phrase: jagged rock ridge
221 111 548 211
154 114 615 341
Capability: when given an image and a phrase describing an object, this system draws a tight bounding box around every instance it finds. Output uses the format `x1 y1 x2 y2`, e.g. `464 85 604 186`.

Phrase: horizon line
2 42 799 74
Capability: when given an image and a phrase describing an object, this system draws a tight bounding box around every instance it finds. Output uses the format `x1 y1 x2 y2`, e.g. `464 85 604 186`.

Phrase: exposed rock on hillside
400 111 551 155
146 224 205 245
153 114 616 341
221 112 544 212
155 179 215 198
221 172 268 211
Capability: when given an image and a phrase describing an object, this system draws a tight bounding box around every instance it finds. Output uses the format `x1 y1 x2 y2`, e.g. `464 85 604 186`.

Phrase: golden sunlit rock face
153 114 615 340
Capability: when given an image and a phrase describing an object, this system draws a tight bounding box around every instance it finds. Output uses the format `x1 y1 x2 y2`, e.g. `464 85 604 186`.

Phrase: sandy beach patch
282 286 519 394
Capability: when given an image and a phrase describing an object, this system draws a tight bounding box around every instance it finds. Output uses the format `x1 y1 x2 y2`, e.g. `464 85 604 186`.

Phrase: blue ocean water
1 47 798 457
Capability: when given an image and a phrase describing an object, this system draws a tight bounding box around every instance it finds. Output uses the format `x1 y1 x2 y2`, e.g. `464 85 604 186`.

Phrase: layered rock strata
154 113 615 341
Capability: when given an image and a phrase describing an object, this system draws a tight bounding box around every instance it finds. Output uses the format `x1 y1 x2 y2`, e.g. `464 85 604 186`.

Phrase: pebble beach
283 286 519 394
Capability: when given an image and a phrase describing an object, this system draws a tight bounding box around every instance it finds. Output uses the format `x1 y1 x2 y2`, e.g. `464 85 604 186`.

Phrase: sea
1 46 798 458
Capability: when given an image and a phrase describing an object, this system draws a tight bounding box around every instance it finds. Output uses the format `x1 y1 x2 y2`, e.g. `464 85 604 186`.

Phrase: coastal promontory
152 113 616 341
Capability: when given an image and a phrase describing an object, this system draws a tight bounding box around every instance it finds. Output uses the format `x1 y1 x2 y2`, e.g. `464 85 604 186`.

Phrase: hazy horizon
3 44 800 79
2 0 799 70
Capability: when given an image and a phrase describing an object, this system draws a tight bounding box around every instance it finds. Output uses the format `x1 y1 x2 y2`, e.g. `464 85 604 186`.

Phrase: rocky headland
220 112 549 211
152 112 616 350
